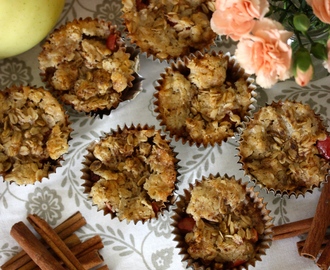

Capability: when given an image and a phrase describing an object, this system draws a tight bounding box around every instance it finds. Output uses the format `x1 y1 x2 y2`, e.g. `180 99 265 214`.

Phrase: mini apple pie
172 174 272 269
239 100 330 196
154 51 256 147
81 124 179 223
39 17 139 116
0 85 72 185
122 0 217 61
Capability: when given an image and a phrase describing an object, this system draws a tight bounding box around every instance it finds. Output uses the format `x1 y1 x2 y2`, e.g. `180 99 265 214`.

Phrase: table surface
1 1 330 270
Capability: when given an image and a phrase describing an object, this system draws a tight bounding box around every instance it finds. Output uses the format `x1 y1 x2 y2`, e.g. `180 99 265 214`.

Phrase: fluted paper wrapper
39 17 142 118
81 124 180 224
154 50 256 147
238 100 330 198
171 174 273 270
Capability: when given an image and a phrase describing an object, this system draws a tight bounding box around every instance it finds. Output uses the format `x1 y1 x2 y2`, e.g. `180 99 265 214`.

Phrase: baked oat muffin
121 0 217 61
38 17 139 116
239 100 330 197
0 85 72 185
154 51 256 147
172 174 272 270
81 124 179 223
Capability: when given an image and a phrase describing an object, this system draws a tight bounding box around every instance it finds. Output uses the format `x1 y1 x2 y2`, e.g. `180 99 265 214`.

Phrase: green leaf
196 167 202 179
75 193 80 207
318 93 328 98
211 152 215 164
192 154 203 160
3 196 8 209
117 229 124 240
83 199 92 209
129 234 135 247
96 224 105 233
311 42 327 60
113 246 126 251
272 196 281 204
204 159 209 171
85 223 95 231
186 160 197 166
1 243 9 249
68 185 73 198
103 240 114 245
107 226 115 235
119 250 134 256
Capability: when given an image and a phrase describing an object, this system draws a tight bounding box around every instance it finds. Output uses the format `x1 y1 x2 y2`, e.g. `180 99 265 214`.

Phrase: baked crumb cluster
156 53 254 146
122 0 217 60
184 176 265 268
38 18 136 113
0 85 71 185
87 127 178 222
239 100 330 194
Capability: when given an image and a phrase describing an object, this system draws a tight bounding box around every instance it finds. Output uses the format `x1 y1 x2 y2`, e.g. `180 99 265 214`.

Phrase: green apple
0 0 65 59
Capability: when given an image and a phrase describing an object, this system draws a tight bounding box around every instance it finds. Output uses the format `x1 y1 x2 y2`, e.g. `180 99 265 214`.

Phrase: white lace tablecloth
1 1 330 269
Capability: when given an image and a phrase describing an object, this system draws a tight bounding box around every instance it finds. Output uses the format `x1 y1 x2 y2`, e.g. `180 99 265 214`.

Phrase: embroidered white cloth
0 1 329 269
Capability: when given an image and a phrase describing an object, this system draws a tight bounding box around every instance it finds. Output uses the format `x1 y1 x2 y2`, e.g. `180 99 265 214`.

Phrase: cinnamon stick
14 234 81 270
1 211 85 270
2 251 32 270
317 240 330 270
77 250 104 269
297 234 330 255
27 214 85 270
56 212 86 240
272 217 313 240
10 222 65 270
301 181 330 260
13 233 103 270
71 235 104 257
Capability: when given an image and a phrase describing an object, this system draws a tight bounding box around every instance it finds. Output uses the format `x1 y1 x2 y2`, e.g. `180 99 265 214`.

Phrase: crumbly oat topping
88 127 177 222
38 18 136 113
239 100 330 193
122 0 217 60
156 53 254 146
184 176 264 267
0 85 71 185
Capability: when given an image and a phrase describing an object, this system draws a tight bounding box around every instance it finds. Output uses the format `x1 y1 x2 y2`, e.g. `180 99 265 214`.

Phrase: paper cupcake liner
238 99 330 198
121 0 217 63
39 17 142 118
154 50 256 147
81 124 181 224
171 174 273 270
0 85 73 186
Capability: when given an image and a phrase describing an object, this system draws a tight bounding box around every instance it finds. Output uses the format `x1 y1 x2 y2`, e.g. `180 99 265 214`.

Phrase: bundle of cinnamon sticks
272 180 330 270
1 211 109 270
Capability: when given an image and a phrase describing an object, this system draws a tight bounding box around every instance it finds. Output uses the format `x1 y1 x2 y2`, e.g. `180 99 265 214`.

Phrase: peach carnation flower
235 18 293 88
210 0 269 41
306 0 330 24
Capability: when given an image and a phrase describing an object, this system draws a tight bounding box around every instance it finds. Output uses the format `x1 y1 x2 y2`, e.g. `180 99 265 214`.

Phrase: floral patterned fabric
0 1 329 269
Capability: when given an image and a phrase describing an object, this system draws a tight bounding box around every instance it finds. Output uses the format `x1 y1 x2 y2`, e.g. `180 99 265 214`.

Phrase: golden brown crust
84 125 178 222
38 18 137 114
121 0 217 60
0 85 72 185
155 52 255 147
239 100 330 195
174 175 270 269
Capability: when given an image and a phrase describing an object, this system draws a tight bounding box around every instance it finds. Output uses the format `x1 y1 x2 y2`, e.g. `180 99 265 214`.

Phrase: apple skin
0 0 65 59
